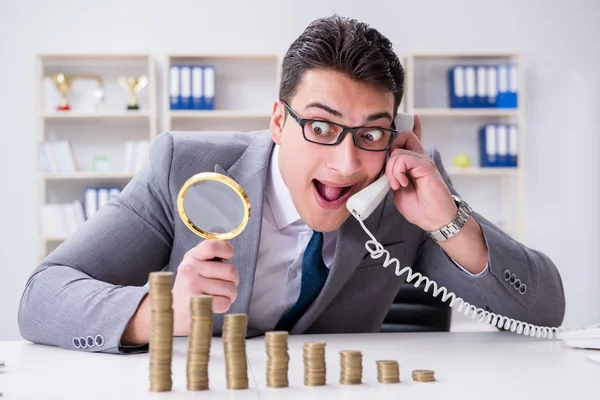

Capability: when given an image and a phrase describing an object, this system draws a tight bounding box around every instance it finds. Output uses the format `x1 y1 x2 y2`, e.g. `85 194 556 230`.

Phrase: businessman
18 15 566 354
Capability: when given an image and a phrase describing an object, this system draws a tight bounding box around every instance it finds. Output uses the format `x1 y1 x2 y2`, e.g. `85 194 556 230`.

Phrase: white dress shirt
247 145 338 332
247 144 486 332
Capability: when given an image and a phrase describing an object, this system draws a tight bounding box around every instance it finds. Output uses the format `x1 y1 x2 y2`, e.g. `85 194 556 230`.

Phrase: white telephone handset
346 112 600 349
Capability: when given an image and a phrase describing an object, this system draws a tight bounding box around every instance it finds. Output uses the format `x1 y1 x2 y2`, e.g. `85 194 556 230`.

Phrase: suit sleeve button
519 284 527 295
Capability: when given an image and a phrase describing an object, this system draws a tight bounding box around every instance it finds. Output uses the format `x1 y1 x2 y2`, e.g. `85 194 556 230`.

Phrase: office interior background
0 0 598 341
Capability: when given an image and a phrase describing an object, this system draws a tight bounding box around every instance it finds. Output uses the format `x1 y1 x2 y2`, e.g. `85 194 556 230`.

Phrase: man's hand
385 115 488 274
172 240 239 336
121 239 239 346
385 115 457 232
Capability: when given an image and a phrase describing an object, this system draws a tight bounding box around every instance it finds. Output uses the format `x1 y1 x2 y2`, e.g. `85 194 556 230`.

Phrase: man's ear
270 100 285 145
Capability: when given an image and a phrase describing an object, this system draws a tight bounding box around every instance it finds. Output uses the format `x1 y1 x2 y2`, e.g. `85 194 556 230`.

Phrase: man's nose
327 132 361 176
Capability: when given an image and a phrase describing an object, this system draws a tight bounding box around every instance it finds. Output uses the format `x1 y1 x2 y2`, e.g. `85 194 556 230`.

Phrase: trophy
119 75 148 110
47 73 103 112
51 73 75 111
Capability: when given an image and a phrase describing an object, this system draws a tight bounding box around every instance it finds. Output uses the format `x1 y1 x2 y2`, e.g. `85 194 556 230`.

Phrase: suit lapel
210 131 274 333
290 195 388 333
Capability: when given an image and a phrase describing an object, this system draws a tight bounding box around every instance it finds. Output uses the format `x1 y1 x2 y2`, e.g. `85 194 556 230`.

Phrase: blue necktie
274 231 329 332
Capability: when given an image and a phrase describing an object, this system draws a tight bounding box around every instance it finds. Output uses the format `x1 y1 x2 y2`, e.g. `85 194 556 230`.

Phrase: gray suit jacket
18 130 566 354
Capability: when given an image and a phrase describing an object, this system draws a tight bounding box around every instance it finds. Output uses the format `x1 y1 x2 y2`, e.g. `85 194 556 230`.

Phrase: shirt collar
266 144 302 230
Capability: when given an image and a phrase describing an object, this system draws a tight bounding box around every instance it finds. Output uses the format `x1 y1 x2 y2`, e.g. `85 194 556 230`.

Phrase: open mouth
312 179 358 209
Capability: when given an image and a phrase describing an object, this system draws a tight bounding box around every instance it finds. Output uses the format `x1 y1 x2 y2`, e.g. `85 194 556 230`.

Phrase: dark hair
279 15 405 117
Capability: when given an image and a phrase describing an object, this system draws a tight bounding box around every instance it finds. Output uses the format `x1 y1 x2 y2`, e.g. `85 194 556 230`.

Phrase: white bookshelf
403 52 524 240
165 54 279 133
35 53 157 260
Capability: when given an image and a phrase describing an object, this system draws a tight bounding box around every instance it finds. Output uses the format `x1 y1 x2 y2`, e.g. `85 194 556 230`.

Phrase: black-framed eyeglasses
282 101 398 152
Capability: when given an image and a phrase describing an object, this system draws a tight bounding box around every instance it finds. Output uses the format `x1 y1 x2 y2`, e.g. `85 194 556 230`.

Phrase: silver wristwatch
427 195 473 242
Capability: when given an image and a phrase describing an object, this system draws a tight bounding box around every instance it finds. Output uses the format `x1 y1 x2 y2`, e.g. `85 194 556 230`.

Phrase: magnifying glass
177 172 251 246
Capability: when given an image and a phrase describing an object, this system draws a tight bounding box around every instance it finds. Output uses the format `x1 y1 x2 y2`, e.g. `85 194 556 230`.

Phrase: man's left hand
385 115 457 232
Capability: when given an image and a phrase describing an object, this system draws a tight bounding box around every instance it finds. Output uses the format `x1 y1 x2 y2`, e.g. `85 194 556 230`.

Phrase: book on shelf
124 140 150 173
40 187 123 239
39 201 85 238
39 140 77 173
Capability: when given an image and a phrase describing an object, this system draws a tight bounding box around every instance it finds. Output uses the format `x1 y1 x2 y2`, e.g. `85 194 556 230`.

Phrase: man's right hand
121 239 239 346
172 239 239 336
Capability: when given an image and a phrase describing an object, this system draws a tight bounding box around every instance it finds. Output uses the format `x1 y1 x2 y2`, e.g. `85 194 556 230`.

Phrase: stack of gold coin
149 271 174 392
412 369 435 382
187 295 214 391
222 314 249 390
265 331 290 388
339 350 362 385
303 342 326 386
376 360 400 383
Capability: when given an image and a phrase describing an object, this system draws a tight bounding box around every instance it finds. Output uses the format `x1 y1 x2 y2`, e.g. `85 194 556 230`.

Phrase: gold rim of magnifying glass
177 172 251 240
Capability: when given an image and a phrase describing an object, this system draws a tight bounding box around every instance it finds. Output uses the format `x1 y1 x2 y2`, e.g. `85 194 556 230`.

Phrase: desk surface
0 331 598 399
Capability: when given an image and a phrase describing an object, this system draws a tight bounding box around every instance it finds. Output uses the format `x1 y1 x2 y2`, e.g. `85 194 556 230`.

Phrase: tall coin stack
339 350 363 385
222 314 249 390
376 360 400 383
303 342 327 386
265 331 290 388
187 295 214 391
149 271 174 392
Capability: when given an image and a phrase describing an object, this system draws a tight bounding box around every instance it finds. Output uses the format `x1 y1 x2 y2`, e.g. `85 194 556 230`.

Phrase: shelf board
408 51 519 59
44 236 69 242
168 53 278 60
169 110 272 119
411 108 518 117
42 172 135 180
446 167 519 176
39 111 151 120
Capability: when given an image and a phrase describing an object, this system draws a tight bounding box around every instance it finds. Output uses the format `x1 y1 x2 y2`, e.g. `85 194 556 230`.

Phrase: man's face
270 68 395 232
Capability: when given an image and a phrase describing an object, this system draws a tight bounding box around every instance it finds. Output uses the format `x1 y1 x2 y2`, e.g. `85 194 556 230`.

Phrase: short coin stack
339 350 362 385
265 331 290 388
187 295 214 391
222 314 249 390
412 369 436 382
303 342 327 386
376 360 400 383
149 271 174 392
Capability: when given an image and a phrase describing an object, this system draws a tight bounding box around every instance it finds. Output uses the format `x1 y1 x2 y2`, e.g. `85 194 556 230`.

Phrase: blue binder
507 63 518 108
486 65 498 107
203 65 215 110
479 124 497 167
496 64 511 108
508 124 518 166
464 65 476 107
179 66 192 110
448 66 465 108
476 65 488 107
191 66 203 110
496 124 509 166
169 65 180 110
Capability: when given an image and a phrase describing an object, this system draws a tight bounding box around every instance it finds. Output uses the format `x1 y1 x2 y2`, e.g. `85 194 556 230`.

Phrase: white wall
1 0 599 340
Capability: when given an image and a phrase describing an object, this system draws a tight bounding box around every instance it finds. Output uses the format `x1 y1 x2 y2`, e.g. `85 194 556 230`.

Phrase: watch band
427 195 473 242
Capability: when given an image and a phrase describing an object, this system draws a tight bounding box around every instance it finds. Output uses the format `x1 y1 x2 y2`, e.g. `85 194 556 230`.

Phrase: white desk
1 331 598 399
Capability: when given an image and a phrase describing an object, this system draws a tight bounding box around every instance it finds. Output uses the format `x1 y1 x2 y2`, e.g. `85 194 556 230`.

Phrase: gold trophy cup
51 73 75 111
119 75 148 110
